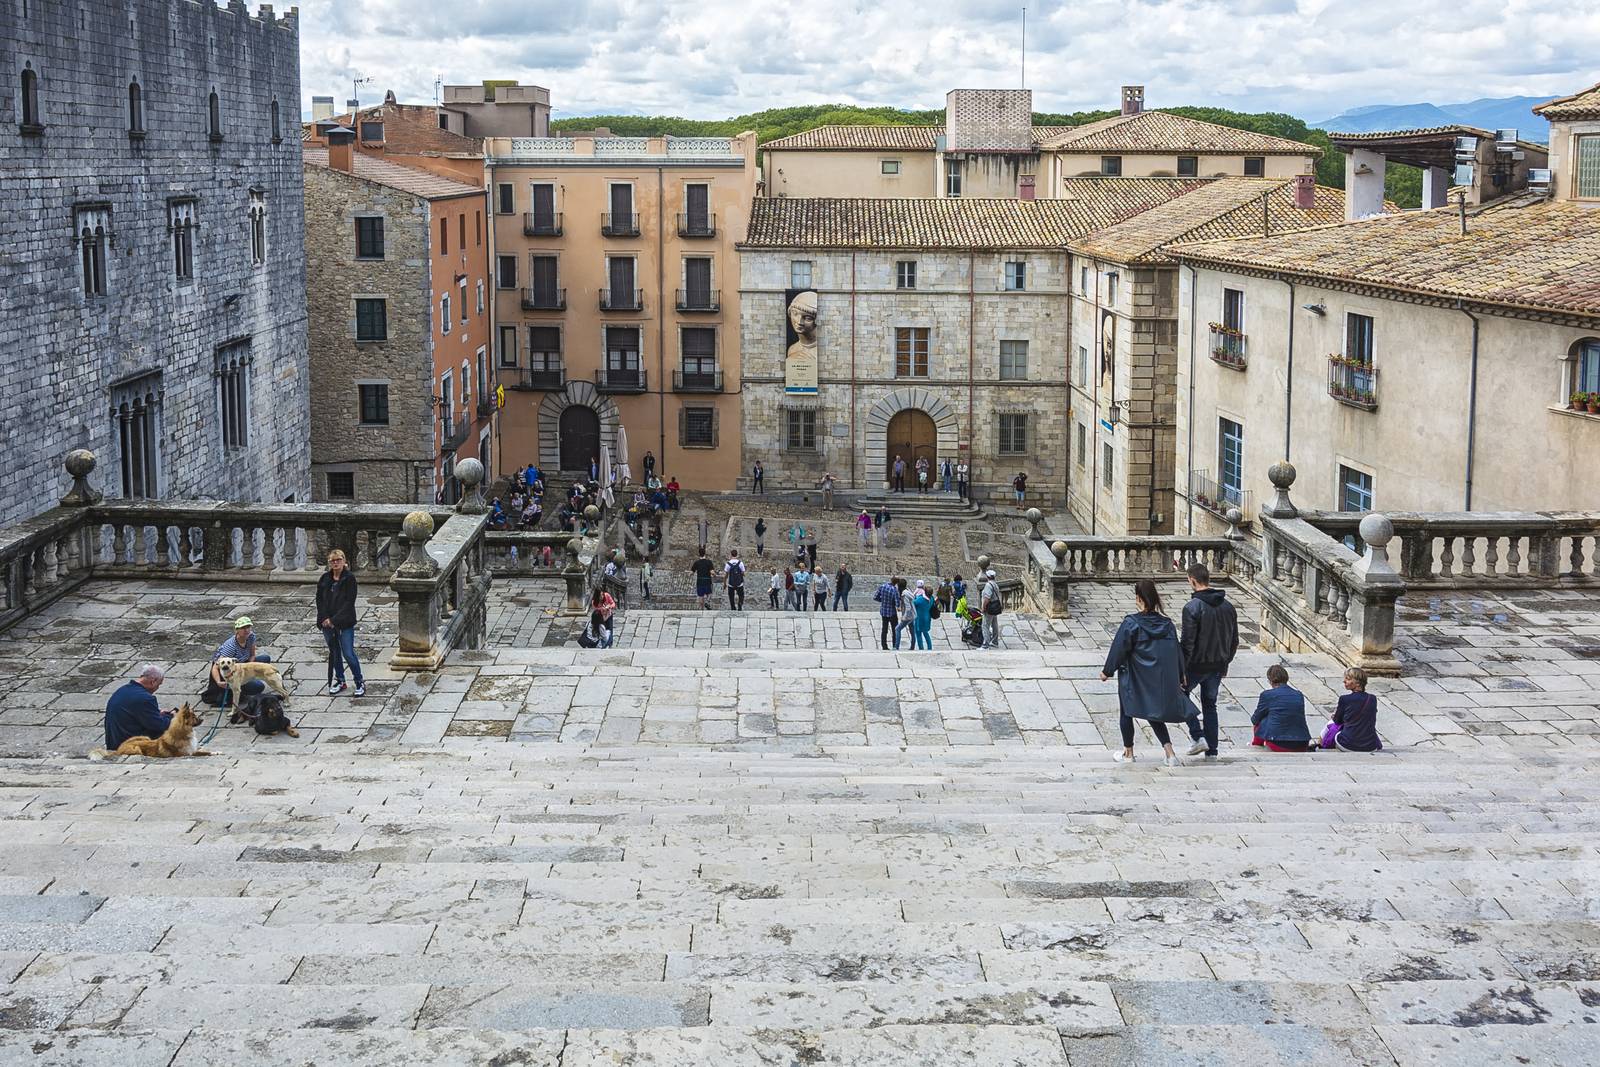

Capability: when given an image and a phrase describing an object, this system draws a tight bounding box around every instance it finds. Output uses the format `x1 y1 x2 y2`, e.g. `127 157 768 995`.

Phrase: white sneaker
1186 740 1208 757
327 681 344 696
352 684 365 698
1113 750 1134 764
1164 753 1183 768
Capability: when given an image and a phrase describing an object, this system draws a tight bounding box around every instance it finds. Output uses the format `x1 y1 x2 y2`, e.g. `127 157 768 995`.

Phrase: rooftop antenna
434 74 443 106
351 74 373 112
1021 6 1027 88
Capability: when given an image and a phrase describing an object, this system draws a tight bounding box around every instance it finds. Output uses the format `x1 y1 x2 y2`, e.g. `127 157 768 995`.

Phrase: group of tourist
872 569 1003 651
887 455 971 497
1101 564 1382 765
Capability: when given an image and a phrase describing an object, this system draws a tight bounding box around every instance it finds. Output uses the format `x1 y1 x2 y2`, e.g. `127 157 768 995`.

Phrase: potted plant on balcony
1589 392 1600 415
1569 391 1584 410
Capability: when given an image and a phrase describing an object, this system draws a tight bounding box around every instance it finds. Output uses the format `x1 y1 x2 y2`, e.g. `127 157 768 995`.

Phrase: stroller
960 614 985 647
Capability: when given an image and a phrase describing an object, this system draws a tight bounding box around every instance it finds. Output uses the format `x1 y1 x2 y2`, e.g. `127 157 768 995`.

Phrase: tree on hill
552 104 1422 207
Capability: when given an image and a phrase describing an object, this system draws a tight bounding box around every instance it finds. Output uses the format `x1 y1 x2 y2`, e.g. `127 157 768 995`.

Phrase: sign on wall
784 288 819 395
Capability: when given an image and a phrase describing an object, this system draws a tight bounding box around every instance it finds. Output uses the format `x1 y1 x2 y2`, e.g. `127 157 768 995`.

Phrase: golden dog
91 704 211 758
214 656 291 709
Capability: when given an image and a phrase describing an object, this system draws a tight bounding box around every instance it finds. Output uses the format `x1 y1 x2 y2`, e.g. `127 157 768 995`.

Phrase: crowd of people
487 457 683 537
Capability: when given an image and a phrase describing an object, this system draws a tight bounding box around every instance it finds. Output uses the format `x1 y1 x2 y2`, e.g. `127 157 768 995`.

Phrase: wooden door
885 409 936 480
559 406 600 473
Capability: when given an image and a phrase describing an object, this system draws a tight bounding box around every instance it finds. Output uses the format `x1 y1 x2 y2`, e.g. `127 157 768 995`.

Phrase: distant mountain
1313 96 1548 142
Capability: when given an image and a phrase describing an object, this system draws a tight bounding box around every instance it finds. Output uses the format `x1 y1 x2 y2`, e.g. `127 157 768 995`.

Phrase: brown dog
214 657 291 709
92 704 211 758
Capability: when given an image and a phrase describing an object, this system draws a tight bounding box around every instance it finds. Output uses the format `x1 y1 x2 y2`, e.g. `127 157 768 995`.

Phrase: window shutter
711 407 720 448
678 407 687 446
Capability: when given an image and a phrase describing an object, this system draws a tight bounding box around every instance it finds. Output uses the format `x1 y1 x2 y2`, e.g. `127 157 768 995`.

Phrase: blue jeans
942 474 952 492
1185 670 1223 755
323 627 363 687
833 591 848 611
913 620 932 650
894 619 912 649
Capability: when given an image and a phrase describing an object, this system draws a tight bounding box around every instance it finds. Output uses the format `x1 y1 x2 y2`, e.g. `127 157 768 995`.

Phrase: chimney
311 95 334 121
1293 174 1315 210
1018 175 1036 200
1121 85 1145 116
384 89 396 105
325 125 355 173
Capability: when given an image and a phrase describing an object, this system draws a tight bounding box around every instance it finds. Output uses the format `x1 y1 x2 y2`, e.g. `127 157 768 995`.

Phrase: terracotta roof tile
1170 197 1600 319
741 178 1212 249
762 124 1084 151
1070 179 1348 264
311 101 484 156
303 148 484 201
1533 80 1600 120
1037 111 1319 156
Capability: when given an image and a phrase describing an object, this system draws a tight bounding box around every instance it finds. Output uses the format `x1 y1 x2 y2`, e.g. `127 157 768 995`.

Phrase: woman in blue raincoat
1101 579 1198 767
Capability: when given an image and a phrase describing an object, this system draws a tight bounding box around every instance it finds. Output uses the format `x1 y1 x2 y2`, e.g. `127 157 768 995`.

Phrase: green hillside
553 104 1422 208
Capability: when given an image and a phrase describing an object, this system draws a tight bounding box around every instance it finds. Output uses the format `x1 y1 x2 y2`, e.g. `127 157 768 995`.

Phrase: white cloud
293 0 1600 120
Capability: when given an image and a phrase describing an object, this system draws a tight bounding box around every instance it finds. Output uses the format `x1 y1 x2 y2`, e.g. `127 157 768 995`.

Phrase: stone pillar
1421 166 1450 210
390 511 443 671
1048 540 1071 617
1344 149 1387 220
562 536 588 614
1261 461 1298 520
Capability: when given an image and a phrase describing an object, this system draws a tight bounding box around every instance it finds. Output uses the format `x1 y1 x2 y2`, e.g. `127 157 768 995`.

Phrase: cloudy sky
297 0 1597 122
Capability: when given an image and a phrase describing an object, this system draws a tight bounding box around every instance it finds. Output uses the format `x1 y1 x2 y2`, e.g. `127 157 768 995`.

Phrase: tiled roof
312 102 484 156
741 178 1212 249
1037 111 1319 156
1170 197 1600 319
1533 80 1600 120
762 124 1084 151
303 148 484 201
1070 179 1347 264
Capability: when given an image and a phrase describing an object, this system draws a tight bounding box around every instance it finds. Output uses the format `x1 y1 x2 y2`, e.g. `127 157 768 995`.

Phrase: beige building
487 132 758 489
1170 97 1600 530
1331 126 1549 214
1065 177 1346 535
762 86 1318 201
438 81 551 138
1536 80 1600 203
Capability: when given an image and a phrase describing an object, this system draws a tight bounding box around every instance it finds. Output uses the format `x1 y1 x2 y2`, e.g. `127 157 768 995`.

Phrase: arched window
1570 338 1600 403
269 98 280 143
207 89 222 141
19 64 42 132
127 79 144 135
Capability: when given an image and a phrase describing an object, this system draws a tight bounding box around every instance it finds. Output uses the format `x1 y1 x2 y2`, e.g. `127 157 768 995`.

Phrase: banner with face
785 288 819 395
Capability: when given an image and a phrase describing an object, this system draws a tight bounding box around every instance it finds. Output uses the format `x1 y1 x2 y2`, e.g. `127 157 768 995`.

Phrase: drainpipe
1089 259 1100 534
1184 263 1197 533
967 252 975 500
850 251 858 490
657 166 666 472
1458 301 1481 510
1279 274 1296 460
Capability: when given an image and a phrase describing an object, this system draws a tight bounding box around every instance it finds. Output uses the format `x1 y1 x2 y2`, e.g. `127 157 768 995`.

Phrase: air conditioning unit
1454 136 1478 158
1454 164 1475 186
1511 149 1526 161
1495 128 1518 147
1528 168 1553 190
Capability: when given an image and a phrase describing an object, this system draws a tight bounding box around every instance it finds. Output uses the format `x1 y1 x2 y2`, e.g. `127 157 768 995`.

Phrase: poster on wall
784 288 819 395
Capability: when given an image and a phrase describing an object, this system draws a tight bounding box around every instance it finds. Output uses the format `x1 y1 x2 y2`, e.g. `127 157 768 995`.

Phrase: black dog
239 692 299 738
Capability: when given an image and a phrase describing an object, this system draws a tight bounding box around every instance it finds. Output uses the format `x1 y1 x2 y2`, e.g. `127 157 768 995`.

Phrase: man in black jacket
1179 562 1238 757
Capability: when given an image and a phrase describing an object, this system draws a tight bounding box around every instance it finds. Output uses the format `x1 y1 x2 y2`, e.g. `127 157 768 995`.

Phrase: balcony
441 417 470 452
595 366 647 394
1189 469 1252 523
601 212 640 238
476 397 494 417
599 288 644 312
673 369 724 393
521 286 566 311
677 212 716 238
1208 325 1247 370
675 288 720 312
508 367 565 391
522 211 562 237
1328 355 1379 411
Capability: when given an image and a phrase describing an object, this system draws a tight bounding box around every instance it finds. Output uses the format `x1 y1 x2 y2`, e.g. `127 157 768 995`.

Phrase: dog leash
198 664 295 747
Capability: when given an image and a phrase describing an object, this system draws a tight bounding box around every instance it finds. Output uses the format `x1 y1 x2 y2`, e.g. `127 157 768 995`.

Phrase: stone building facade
304 142 491 504
0 0 309 523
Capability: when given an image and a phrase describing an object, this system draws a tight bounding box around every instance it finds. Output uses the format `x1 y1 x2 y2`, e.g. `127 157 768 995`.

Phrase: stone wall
0 0 309 522
739 249 1070 504
303 166 434 503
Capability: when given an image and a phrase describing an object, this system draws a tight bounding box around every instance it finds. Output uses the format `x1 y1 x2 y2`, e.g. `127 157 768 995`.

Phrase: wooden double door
886 409 937 480
559 406 600 473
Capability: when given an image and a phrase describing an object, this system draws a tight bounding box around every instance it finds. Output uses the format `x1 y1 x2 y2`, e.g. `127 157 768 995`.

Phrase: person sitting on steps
1251 664 1313 752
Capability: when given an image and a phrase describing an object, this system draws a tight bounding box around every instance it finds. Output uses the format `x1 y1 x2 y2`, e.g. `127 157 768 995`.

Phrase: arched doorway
559 406 600 473
886 409 937 480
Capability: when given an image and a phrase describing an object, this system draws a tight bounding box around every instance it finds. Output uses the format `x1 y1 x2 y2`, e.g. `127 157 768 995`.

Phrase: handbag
930 602 942 620
1320 720 1341 749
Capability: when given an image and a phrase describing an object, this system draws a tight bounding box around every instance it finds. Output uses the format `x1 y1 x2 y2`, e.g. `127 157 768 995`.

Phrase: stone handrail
1300 510 1600 589
389 507 491 671
484 530 575 576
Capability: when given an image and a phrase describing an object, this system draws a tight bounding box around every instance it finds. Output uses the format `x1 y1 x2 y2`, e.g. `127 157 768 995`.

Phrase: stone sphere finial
1358 512 1394 547
583 504 600 522
565 537 583 564
403 510 434 541
1025 506 1044 541
1262 460 1299 520
1267 461 1296 489
396 511 437 575
60 448 104 507
456 457 484 487
1354 512 1398 579
976 553 991 573
1224 507 1245 541
453 458 487 515
1049 540 1069 570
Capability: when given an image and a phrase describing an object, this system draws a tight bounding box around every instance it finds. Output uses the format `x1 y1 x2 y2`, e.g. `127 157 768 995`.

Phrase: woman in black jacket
1101 580 1196 766
316 548 365 697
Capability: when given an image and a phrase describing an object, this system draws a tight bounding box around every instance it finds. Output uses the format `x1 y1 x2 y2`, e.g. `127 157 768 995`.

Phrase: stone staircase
854 490 983 521
1 734 1595 1064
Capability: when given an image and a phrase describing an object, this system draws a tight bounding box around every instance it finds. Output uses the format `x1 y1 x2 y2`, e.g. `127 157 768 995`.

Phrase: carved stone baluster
1507 535 1522 577
111 524 127 565
1334 583 1351 628
261 527 278 574
1484 536 1500 579
1571 536 1585 580
1591 535 1600 580
1439 536 1455 580
156 525 173 568
1461 536 1477 579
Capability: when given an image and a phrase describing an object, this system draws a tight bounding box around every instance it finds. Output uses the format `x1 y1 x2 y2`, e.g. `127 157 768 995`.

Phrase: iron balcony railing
507 367 565 391
675 288 720 312
599 288 644 312
476 397 494 417
595 366 647 393
441 417 470 452
521 286 566 311
1328 355 1378 411
522 211 562 237
601 212 640 237
1208 326 1247 370
672 369 723 392
1189 468 1252 521
677 212 716 238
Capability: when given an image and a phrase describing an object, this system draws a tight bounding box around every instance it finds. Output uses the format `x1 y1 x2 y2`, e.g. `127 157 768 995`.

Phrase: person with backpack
979 569 1003 649
1179 562 1239 758
724 550 746 611
1101 580 1194 766
833 564 853 611
1012 471 1028 507
911 580 934 650
874 577 899 651
915 456 930 494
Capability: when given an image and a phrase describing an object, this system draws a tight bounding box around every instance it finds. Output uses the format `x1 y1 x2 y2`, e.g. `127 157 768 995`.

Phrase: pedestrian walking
1012 471 1027 507
769 568 783 610
940 457 953 493
724 551 747 611
1102 579 1195 766
811 567 828 611
856 509 873 549
956 461 970 500
793 564 811 611
641 559 654 602
915 456 929 494
589 455 600 482
874 576 899 651
754 517 767 557
911 580 934 650
874 506 890 548
1179 562 1238 758
691 549 715 610
783 567 798 610
892 455 907 494
820 472 836 511
894 579 914 650
316 548 365 697
752 460 765 494
979 569 1003 649
833 564 852 611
